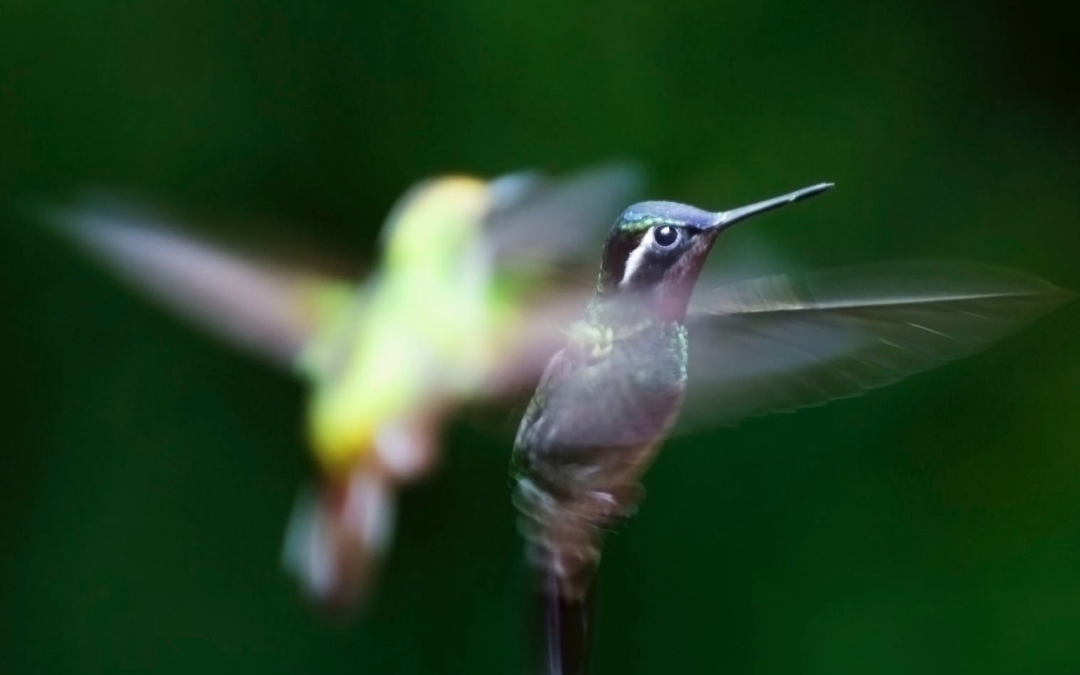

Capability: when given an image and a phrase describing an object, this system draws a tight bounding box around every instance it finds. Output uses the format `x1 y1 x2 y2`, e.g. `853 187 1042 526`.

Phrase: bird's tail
524 535 601 675
282 462 396 615
515 472 622 675
531 564 596 675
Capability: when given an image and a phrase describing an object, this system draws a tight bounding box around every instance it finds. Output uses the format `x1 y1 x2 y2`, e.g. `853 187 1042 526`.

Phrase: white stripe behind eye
620 228 654 287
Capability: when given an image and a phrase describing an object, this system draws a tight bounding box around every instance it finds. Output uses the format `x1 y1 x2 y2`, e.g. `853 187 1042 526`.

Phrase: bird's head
597 183 833 320
382 176 492 275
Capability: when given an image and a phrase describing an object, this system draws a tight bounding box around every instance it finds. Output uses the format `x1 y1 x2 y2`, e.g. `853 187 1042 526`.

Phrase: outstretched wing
681 261 1073 429
486 162 645 270
478 163 646 396
43 203 358 372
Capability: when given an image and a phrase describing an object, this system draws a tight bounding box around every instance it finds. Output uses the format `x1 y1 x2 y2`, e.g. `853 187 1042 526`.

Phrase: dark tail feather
530 568 596 675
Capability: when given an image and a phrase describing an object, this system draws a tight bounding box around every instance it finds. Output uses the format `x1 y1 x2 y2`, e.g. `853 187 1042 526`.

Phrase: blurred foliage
1 1 1078 673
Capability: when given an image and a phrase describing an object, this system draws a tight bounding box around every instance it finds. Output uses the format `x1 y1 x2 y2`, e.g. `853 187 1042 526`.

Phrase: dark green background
2 2 1078 673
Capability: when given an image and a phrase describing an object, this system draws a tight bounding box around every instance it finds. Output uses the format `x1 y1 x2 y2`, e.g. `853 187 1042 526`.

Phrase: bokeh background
2 2 1078 673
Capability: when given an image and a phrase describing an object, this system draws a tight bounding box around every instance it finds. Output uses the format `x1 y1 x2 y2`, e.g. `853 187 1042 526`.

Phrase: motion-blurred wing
45 205 357 370
475 163 645 396
682 261 1072 429
483 289 597 398
487 162 645 268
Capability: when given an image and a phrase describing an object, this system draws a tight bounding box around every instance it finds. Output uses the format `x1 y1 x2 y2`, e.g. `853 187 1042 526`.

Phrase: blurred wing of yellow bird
44 202 359 370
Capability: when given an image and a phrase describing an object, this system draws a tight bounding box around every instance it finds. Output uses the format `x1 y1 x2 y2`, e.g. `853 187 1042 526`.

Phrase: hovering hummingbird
43 163 643 613
511 184 1072 675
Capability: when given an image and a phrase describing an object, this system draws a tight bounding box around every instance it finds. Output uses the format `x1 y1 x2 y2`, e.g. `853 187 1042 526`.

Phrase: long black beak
710 182 833 230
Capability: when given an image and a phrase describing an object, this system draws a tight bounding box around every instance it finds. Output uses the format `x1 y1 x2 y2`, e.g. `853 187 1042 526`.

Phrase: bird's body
513 305 686 601
512 190 837 674
300 177 513 479
512 308 688 675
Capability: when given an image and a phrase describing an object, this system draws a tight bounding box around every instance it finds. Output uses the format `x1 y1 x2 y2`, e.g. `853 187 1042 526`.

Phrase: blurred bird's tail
532 565 596 675
282 462 396 615
526 541 599 675
515 474 612 675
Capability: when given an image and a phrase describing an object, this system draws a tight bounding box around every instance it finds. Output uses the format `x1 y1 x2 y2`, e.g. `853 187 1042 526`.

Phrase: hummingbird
42 163 642 613
511 183 1071 675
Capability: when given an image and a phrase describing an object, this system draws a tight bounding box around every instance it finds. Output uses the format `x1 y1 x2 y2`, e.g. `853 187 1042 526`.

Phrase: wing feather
681 261 1073 428
44 204 357 371
486 162 645 268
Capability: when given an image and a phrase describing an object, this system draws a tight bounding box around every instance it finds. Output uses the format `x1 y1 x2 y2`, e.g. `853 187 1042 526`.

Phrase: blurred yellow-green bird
44 164 642 613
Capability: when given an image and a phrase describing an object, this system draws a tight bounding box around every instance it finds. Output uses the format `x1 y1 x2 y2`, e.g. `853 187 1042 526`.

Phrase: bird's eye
653 225 679 248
